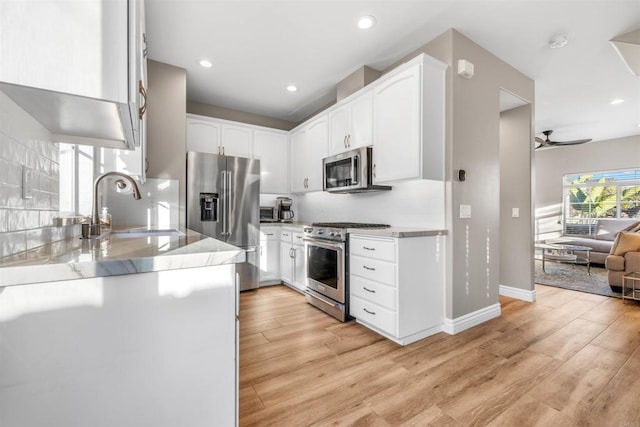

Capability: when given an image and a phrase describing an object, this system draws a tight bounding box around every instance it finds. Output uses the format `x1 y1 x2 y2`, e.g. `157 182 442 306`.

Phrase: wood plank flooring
239 285 640 426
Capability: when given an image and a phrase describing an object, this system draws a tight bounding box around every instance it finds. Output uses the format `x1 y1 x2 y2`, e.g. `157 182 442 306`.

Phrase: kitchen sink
110 228 185 238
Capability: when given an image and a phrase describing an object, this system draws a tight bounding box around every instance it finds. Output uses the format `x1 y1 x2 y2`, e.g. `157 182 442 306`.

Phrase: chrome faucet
89 172 142 236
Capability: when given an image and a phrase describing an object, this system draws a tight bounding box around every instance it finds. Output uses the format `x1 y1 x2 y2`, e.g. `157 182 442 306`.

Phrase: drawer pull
363 286 376 293
363 246 375 251
363 265 375 271
363 308 376 315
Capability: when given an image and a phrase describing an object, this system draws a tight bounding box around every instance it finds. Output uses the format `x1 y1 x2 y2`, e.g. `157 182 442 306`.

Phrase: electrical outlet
22 165 33 199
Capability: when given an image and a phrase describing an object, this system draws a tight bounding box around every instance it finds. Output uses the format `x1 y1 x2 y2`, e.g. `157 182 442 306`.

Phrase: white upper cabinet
220 124 252 158
186 114 290 194
306 116 329 191
101 0 147 180
290 128 308 193
186 115 221 154
372 54 447 183
253 130 289 194
290 115 328 193
0 0 146 150
328 90 373 155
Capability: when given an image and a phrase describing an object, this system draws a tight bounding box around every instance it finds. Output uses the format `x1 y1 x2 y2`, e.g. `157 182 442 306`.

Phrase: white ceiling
146 0 640 144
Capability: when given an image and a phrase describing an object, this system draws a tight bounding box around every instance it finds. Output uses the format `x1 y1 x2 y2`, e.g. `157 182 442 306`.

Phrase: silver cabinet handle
372 164 376 178
363 246 375 251
363 265 375 271
347 134 351 147
363 308 376 315
343 135 347 148
363 287 376 293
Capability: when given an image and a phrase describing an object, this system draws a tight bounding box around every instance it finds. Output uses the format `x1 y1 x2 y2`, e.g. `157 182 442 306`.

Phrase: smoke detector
548 34 568 49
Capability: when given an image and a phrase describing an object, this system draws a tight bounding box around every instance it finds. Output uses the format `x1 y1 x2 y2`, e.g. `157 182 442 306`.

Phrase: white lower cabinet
349 233 445 345
259 226 280 285
0 265 237 427
280 228 306 292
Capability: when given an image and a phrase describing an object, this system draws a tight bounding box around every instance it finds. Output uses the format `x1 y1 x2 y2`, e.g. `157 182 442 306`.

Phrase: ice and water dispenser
199 193 218 221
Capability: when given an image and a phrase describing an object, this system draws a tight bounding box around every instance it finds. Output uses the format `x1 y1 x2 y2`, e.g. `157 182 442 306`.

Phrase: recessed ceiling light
548 34 568 49
286 85 297 92
610 98 624 105
358 15 376 30
199 59 213 68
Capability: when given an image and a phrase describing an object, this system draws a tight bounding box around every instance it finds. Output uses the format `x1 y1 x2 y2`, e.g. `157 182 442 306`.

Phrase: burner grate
311 222 390 229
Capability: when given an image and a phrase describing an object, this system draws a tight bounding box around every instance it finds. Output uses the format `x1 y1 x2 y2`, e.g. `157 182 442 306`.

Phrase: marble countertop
0 228 245 288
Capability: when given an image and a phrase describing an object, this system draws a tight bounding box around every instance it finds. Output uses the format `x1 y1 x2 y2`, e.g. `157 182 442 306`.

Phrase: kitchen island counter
0 228 245 287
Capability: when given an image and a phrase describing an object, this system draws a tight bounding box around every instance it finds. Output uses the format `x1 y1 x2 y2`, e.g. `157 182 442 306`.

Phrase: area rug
534 260 620 298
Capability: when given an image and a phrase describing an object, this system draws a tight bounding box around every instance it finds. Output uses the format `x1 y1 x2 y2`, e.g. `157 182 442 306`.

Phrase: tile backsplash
0 90 74 258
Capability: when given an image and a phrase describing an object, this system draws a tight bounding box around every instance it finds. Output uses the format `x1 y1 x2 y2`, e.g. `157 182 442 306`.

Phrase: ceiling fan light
548 34 568 49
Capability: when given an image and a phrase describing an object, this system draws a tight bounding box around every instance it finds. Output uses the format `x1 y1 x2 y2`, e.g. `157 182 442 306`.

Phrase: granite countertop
0 228 245 288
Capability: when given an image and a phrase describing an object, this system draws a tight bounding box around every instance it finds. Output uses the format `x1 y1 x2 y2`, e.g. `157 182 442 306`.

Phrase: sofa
605 230 640 291
547 218 640 265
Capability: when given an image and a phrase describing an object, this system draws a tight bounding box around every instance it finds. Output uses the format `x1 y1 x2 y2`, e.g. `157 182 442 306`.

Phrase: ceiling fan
535 130 592 149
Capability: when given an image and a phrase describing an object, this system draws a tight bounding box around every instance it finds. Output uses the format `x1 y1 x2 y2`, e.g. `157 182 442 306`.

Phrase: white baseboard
499 285 536 302
442 303 501 335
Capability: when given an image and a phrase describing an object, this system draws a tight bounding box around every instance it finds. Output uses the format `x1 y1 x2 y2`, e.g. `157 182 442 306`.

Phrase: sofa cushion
595 219 640 241
605 254 625 271
611 232 640 255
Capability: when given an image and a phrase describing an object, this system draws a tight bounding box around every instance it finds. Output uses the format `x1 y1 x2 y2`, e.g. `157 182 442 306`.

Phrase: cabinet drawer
350 275 396 310
350 255 396 286
350 296 396 336
350 236 396 262
280 230 293 243
293 232 305 246
260 228 280 240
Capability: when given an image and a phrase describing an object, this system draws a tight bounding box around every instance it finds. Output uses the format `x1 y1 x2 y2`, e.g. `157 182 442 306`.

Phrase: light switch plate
512 207 520 218
460 204 471 219
22 165 33 199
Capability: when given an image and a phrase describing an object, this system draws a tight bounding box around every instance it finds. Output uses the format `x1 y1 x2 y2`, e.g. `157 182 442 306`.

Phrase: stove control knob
317 229 324 234
329 232 335 237
303 227 312 233
335 233 342 239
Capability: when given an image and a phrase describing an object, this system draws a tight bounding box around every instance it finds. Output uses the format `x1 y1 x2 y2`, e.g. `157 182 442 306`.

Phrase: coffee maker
275 197 294 222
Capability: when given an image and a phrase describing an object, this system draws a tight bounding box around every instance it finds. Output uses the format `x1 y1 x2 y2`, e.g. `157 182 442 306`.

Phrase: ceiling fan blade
535 136 545 143
549 138 592 146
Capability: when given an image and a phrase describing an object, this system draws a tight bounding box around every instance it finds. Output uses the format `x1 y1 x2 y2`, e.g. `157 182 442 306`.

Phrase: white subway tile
0 230 26 258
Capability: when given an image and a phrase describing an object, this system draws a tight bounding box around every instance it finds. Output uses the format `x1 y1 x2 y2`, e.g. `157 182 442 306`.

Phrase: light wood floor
239 284 640 427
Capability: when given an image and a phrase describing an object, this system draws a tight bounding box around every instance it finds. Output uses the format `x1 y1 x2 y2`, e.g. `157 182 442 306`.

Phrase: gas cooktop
310 222 391 229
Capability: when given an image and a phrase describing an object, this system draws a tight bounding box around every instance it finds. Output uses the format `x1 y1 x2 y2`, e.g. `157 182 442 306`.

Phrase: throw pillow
611 232 640 256
628 223 640 233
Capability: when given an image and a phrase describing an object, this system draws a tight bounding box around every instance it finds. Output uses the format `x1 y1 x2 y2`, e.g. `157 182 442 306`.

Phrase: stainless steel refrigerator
187 151 260 291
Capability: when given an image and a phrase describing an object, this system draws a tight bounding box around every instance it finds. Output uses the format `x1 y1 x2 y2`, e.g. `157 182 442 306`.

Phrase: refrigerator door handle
227 170 233 237
222 170 227 236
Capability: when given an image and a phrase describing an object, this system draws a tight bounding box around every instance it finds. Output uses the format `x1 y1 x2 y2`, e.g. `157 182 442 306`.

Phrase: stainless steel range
303 222 390 321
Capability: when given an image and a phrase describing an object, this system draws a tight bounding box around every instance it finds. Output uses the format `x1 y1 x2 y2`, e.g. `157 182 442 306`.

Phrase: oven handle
303 238 345 251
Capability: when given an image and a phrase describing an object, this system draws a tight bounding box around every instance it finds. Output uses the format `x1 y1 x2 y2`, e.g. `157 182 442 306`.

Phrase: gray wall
187 100 295 131
535 134 640 240
391 29 535 319
147 60 187 227
500 105 534 292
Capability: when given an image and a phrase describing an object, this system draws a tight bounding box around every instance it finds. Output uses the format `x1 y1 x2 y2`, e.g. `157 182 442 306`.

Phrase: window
563 168 640 235
59 144 95 216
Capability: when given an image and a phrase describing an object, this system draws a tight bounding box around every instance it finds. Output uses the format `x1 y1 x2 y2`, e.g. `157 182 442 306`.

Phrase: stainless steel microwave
322 146 391 194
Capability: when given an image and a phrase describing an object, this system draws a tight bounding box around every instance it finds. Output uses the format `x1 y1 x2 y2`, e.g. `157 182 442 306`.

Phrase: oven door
305 239 345 303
